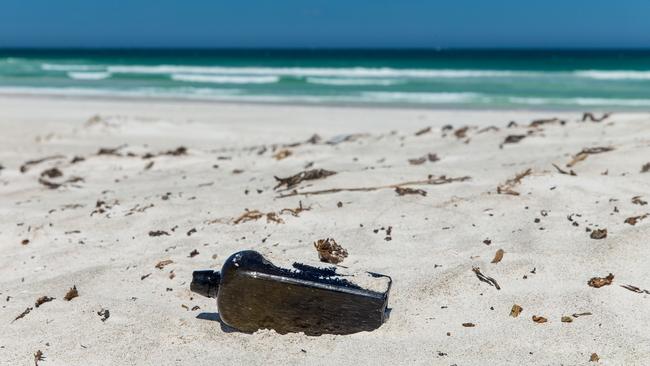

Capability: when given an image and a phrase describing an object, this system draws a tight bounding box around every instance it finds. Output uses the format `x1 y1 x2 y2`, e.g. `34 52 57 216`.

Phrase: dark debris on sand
314 238 348 264
274 169 337 190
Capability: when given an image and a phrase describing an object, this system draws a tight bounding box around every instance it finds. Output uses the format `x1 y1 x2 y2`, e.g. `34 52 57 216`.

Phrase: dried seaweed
35 296 54 308
624 214 648 226
274 169 337 190
12 307 32 322
64 286 79 301
38 176 84 189
491 249 504 263
454 126 469 139
40 167 62 178
34 350 45 366
582 112 611 122
529 117 564 127
314 238 348 264
572 312 592 317
462 322 475 327
273 149 292 160
189 249 199 258
501 134 526 146
395 187 427 196
590 353 599 362
408 157 426 165
620 284 650 294
588 273 614 288
552 163 576 176
233 209 264 224
98 308 110 322
278 175 471 198
266 212 284 223
149 230 170 237
155 260 173 270
415 127 431 136
20 155 65 173
561 316 573 323
567 146 615 167
497 168 532 196
472 267 501 290
510 304 523 317
279 201 311 216
632 196 648 206
590 228 607 240
532 315 548 323
642 163 650 173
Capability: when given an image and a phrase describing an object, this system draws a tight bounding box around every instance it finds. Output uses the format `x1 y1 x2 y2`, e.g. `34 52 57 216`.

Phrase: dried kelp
567 146 614 168
314 238 348 264
98 308 110 322
582 112 611 122
279 201 311 216
35 296 54 308
588 273 614 288
590 353 599 362
552 163 576 176
501 134 526 146
273 149 292 160
148 230 170 237
12 307 32 322
155 260 174 270
233 209 264 224
632 196 648 206
532 315 548 323
274 169 337 190
561 316 573 323
472 267 501 290
40 167 62 178
529 117 564 127
620 284 650 294
590 228 607 240
20 155 65 173
491 249 504 263
278 175 471 198
454 126 469 139
510 304 523 317
64 286 79 301
624 214 648 226
38 176 84 189
497 168 532 196
395 187 427 196
34 350 45 366
414 127 431 136
642 163 650 173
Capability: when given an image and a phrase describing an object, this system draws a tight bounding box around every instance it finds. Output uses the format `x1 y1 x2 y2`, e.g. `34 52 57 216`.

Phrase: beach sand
1 96 649 365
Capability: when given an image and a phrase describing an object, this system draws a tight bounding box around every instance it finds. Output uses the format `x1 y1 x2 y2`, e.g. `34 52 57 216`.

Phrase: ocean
2 49 650 109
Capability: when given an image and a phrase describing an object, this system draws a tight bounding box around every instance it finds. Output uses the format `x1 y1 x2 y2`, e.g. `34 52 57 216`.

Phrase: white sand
1 95 649 365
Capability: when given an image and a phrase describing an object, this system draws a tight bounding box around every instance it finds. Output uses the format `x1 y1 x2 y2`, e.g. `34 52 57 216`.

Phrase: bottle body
193 250 391 335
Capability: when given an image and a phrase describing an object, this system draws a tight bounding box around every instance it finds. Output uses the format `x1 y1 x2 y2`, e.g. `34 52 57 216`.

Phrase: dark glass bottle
191 250 392 335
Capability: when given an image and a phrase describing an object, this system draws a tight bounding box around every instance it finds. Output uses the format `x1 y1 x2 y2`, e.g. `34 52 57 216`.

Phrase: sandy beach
1 95 650 365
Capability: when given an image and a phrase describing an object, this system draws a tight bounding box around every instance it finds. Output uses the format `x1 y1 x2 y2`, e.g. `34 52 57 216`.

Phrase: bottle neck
190 270 221 298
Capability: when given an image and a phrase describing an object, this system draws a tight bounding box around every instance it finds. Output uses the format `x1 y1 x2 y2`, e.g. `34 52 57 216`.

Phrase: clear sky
1 0 649 48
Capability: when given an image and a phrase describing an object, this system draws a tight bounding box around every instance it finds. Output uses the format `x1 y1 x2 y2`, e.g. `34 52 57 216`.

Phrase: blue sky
1 0 649 48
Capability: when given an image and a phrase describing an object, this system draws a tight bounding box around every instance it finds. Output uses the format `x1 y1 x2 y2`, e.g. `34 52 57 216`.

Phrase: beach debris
632 196 647 206
191 250 391 335
64 286 79 301
478 125 499 133
588 273 614 288
552 163 576 176
491 249 505 263
624 214 648 225
34 350 45 366
40 167 62 178
497 168 532 196
408 157 426 165
272 149 292 160
500 134 526 147
149 230 170 237
20 154 65 173
590 353 600 362
395 187 427 196
155 260 174 270
472 267 501 290
414 126 431 136
572 312 592 317
12 307 32 322
189 249 199 258
140 273 151 280
561 316 573 323
582 112 611 122
620 284 650 294
590 228 607 240
274 169 337 190
462 322 475 327
35 296 54 308
144 161 154 170
314 238 348 264
454 126 469 139
277 174 470 198
567 146 614 167
233 209 270 224
529 117 564 127
279 201 311 216
642 163 650 173
22 239 30 245
38 176 84 189
532 315 547 323
97 146 124 156
98 308 110 322
186 228 197 236
510 304 523 317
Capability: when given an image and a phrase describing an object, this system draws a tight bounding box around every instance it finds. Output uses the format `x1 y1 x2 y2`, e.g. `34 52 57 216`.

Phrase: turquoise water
2 49 650 109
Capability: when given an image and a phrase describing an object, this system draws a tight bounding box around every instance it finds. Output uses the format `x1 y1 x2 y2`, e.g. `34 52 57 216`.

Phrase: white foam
170 74 279 84
68 72 111 80
42 63 104 71
306 77 403 86
360 91 481 103
573 70 650 80
509 96 650 106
